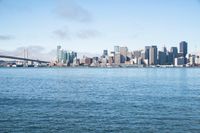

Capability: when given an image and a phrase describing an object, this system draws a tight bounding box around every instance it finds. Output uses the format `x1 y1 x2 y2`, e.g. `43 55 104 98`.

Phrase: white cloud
55 0 92 22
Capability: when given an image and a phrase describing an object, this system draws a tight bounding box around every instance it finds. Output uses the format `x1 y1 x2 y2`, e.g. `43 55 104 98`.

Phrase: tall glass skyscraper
179 41 188 64
57 46 77 65
149 46 158 65
179 41 188 57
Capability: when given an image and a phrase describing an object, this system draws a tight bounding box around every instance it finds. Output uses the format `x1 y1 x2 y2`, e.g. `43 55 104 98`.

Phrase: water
0 68 200 133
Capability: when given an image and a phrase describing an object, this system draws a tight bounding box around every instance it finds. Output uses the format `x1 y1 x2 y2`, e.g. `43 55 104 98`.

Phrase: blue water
0 68 200 133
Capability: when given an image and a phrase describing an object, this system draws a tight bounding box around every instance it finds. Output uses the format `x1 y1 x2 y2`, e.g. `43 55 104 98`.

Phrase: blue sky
0 0 200 54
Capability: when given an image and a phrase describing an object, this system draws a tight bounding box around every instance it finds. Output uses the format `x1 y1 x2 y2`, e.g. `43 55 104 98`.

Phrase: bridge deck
0 55 50 63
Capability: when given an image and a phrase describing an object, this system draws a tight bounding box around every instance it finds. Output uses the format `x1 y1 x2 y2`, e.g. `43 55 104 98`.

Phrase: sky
0 0 200 59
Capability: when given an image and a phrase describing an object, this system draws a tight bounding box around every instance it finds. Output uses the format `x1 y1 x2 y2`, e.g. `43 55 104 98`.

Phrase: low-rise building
175 57 185 66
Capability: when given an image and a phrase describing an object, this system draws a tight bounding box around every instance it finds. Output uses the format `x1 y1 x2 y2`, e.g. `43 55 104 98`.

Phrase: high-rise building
145 46 150 59
162 46 167 53
149 46 157 65
114 53 121 65
57 45 62 62
167 52 174 65
170 47 178 57
103 50 108 57
144 46 150 65
120 47 128 56
158 51 166 65
175 57 185 66
56 46 77 65
180 41 188 57
114 46 120 53
120 47 128 63
133 50 142 59
179 41 188 64
170 47 178 64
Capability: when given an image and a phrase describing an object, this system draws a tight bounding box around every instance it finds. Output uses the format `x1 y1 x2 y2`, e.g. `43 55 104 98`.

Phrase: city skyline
54 41 198 68
1 0 200 55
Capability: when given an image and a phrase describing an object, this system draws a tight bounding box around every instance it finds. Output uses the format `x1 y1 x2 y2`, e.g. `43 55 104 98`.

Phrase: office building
114 53 121 65
120 47 128 63
180 41 188 64
133 50 142 59
103 50 108 57
57 46 77 65
145 46 150 59
158 51 166 65
175 57 185 66
170 47 178 64
179 41 188 57
114 46 120 53
170 47 178 58
167 52 174 65
149 46 157 65
162 46 167 53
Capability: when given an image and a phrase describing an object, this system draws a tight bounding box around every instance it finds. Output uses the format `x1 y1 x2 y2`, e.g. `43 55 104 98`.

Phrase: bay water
0 68 200 133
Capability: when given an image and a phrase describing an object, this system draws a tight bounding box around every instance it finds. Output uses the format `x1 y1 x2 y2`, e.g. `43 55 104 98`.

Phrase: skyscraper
120 47 128 63
56 46 77 65
179 41 188 64
179 41 188 57
170 47 178 58
158 51 166 65
162 46 167 53
149 46 157 65
114 46 120 54
145 46 150 60
170 47 178 65
103 50 108 57
57 45 62 62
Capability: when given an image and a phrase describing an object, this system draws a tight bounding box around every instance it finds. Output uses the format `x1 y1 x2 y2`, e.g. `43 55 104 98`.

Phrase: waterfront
0 68 200 133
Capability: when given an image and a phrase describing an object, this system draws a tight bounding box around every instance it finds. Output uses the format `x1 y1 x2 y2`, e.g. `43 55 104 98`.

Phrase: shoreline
0 66 200 69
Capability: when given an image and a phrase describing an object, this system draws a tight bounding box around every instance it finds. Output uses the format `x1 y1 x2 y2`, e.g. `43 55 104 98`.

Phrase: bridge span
0 55 50 64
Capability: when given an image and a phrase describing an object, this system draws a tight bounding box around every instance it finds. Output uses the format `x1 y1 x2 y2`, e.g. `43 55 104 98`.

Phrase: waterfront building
175 57 185 66
158 51 166 65
108 56 115 65
114 53 121 65
143 59 149 66
101 58 108 64
114 46 120 53
108 52 115 65
80 56 92 66
57 46 77 65
189 55 195 66
103 50 108 57
57 45 62 62
195 56 200 65
141 52 145 59
180 41 188 57
120 47 128 63
171 47 178 58
133 50 142 59
180 41 188 64
149 46 158 65
170 47 178 65
145 46 150 59
162 46 167 53
145 46 150 65
92 57 99 64
73 58 80 66
127 52 133 60
167 52 174 65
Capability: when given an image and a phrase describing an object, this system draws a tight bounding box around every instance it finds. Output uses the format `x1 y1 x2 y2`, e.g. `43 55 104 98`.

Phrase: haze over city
1 0 200 60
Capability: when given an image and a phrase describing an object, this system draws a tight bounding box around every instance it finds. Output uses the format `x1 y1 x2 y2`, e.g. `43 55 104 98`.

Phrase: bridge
0 55 50 64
